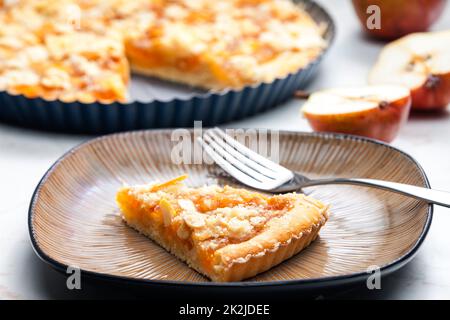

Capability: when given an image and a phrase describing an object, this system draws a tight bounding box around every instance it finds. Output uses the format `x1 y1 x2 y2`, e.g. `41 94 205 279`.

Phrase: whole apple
352 0 446 40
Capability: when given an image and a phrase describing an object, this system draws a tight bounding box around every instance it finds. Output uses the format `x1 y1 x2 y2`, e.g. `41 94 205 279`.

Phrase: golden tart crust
116 175 330 282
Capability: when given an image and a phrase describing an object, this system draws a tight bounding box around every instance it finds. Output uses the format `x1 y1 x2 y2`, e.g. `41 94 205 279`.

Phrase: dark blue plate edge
27 130 433 291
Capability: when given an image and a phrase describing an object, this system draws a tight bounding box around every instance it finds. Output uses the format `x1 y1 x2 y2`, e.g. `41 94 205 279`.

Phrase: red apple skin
410 74 450 110
304 96 411 143
352 0 446 40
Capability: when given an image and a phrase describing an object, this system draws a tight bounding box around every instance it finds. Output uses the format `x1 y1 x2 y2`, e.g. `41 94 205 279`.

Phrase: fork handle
304 178 450 208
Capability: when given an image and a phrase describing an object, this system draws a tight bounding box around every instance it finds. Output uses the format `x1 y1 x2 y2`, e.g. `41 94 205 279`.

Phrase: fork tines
197 128 294 190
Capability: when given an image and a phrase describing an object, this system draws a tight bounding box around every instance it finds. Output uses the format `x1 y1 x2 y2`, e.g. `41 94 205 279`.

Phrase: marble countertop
1 0 449 300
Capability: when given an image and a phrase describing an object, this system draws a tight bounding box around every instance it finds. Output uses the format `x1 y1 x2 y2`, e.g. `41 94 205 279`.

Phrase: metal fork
198 128 450 208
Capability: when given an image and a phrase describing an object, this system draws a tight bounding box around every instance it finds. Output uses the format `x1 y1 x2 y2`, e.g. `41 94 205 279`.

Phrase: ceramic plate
29 130 432 292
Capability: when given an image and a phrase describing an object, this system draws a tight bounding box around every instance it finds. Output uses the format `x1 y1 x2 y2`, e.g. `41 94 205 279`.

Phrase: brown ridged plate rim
28 130 433 288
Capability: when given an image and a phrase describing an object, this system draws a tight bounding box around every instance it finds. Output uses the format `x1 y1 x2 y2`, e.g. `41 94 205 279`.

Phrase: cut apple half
369 31 450 111
302 85 411 143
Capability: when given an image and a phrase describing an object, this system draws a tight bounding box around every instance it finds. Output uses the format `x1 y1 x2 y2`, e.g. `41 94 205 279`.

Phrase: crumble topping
125 180 299 248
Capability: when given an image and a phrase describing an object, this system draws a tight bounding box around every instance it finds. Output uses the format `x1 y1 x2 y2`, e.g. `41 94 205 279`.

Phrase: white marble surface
1 0 450 300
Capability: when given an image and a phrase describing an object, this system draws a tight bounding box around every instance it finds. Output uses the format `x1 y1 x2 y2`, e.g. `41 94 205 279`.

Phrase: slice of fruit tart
116 175 329 282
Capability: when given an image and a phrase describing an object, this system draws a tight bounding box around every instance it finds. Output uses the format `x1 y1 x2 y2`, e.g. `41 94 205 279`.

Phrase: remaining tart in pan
116 175 330 282
0 0 326 102
124 0 327 90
